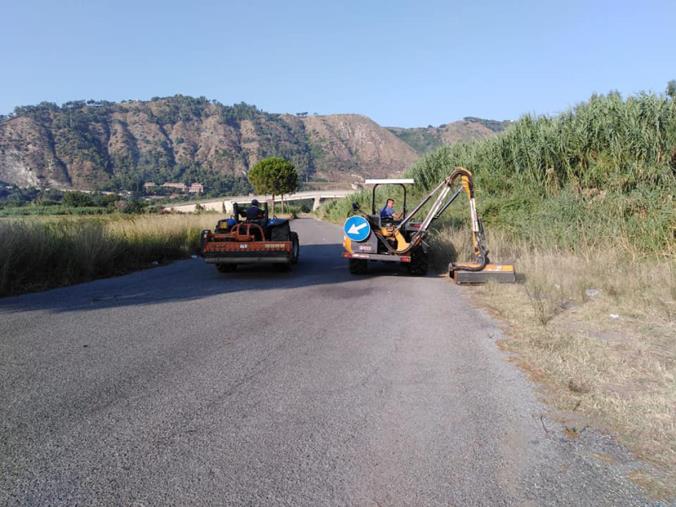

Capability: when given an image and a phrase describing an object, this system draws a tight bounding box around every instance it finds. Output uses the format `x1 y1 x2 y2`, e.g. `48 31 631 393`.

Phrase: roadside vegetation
0 155 307 297
0 214 220 297
321 90 675 496
0 188 156 216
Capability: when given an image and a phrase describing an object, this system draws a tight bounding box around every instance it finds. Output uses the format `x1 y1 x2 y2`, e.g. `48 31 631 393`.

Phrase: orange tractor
200 201 299 273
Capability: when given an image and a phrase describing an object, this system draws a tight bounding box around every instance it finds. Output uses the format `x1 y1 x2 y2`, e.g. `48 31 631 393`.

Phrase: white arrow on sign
348 222 369 235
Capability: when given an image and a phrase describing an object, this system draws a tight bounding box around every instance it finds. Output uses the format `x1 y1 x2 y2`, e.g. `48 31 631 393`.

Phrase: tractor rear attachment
200 201 300 273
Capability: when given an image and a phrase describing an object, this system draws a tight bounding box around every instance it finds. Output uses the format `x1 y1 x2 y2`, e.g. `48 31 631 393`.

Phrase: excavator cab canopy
364 178 415 216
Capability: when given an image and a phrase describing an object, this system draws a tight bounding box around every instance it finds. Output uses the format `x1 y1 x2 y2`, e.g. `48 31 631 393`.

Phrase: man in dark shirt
380 198 396 220
245 199 263 220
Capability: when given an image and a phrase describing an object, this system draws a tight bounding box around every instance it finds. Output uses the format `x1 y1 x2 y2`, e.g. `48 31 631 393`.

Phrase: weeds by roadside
429 228 676 497
0 214 220 297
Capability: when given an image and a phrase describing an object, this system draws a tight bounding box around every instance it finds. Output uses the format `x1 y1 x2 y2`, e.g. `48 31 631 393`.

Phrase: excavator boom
341 167 515 282
398 167 516 284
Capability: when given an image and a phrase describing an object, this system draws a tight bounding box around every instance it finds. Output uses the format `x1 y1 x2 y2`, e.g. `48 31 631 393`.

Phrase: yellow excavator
341 167 516 283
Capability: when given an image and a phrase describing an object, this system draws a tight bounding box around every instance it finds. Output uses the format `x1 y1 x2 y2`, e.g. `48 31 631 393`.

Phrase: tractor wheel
276 232 299 272
290 232 300 265
217 263 237 273
349 258 368 275
408 248 428 276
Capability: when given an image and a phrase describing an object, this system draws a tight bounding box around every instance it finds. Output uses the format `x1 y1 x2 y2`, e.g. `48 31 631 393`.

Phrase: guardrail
164 189 358 213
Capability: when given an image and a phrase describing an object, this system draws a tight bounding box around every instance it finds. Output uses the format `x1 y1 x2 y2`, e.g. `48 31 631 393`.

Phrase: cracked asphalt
0 219 655 505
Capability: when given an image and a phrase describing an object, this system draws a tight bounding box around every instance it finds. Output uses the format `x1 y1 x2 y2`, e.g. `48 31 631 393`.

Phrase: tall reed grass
409 92 675 255
323 92 675 256
0 214 219 296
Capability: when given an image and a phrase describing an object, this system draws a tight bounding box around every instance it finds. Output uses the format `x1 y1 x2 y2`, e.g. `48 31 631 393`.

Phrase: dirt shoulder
465 250 675 500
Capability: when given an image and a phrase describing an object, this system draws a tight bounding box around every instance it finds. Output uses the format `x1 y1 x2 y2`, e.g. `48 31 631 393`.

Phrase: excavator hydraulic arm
396 167 515 284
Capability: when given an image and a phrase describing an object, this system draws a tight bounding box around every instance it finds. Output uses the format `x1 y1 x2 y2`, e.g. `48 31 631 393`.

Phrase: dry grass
0 213 222 296
431 228 675 497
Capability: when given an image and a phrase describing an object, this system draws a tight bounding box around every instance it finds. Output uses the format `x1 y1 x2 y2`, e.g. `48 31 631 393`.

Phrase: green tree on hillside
248 157 298 213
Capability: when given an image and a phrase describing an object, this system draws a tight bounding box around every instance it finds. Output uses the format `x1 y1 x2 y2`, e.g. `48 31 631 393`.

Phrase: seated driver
380 198 402 221
245 199 263 220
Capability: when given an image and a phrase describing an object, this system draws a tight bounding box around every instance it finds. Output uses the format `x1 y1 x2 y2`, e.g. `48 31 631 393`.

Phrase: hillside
0 97 420 192
0 96 506 193
387 117 511 154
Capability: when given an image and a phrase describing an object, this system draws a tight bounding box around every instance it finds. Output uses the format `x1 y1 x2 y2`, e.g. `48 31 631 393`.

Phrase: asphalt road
0 219 653 505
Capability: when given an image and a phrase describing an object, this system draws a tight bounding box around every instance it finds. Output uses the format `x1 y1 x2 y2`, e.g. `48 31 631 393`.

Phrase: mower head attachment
449 261 516 284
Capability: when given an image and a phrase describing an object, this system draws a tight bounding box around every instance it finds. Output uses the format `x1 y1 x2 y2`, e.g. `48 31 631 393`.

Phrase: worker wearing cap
246 199 262 220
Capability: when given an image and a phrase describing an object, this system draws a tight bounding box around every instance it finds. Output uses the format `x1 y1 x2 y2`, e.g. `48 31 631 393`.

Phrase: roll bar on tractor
232 201 269 223
365 178 415 217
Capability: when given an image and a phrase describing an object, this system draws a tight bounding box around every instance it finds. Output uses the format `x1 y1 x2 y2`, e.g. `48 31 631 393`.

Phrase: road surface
0 219 652 505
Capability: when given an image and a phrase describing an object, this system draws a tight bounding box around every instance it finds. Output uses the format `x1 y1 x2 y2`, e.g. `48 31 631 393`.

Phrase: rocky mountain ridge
0 96 507 192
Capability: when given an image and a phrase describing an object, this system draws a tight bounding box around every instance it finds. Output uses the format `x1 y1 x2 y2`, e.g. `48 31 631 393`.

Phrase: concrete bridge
164 189 358 213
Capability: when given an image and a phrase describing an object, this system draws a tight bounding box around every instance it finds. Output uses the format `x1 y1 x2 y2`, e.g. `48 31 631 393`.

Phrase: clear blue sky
1 0 674 127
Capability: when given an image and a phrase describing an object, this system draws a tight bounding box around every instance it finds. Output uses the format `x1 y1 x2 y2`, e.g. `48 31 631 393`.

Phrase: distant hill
387 117 511 155
0 96 507 192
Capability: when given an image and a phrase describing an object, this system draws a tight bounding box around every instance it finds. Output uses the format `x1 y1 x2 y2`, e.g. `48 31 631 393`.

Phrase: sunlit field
0 214 222 297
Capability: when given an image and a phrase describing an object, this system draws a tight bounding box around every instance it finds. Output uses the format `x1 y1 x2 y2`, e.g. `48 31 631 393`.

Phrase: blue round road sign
343 215 371 242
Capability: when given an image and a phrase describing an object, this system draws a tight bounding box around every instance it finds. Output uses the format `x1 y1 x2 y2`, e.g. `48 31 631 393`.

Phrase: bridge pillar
313 196 322 211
